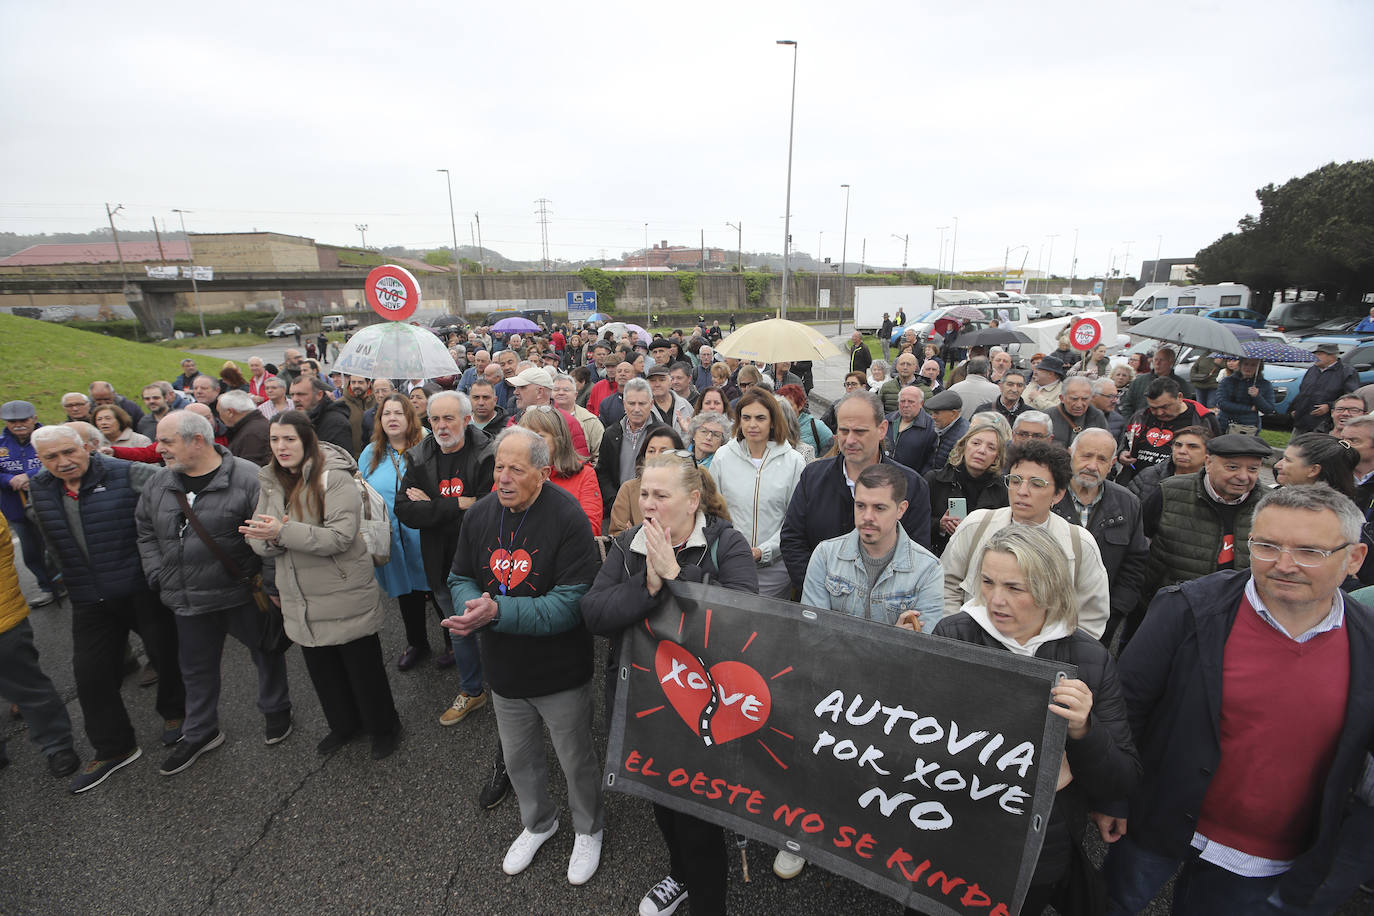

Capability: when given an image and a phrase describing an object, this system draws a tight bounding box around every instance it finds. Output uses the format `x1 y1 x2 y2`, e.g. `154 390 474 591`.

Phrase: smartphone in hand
947 497 967 520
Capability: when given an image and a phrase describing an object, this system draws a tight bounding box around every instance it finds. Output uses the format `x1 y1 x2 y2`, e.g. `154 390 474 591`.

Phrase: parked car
1266 298 1364 334
265 322 301 338
1164 306 1266 328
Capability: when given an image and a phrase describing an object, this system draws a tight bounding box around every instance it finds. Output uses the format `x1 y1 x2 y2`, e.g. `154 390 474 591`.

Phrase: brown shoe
438 691 487 727
138 664 159 688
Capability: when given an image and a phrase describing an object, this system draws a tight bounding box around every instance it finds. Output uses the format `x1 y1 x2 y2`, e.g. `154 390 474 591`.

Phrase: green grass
153 333 276 349
0 313 202 423
1260 427 1292 449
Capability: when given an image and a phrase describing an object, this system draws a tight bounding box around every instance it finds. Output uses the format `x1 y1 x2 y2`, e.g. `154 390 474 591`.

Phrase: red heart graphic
1144 428 1174 448
654 641 771 746
490 548 532 590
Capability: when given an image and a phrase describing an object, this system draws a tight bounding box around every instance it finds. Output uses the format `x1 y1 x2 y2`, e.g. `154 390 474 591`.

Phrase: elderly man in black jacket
1097 484 1374 914
883 384 936 474
1052 428 1149 647
1289 342 1359 433
289 376 352 453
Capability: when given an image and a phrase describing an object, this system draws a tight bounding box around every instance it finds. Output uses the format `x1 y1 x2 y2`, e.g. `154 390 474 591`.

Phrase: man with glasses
1099 484 1374 915
1093 377 1126 439
1140 434 1270 609
975 369 1029 423
1012 410 1053 444
936 439 1109 635
1117 377 1214 487
1329 393 1366 438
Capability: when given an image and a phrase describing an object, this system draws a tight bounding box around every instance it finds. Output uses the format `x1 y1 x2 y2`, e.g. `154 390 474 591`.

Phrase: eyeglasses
696 428 726 441
1004 473 1053 490
1247 538 1351 567
1013 430 1050 441
652 448 698 467
1332 405 1365 415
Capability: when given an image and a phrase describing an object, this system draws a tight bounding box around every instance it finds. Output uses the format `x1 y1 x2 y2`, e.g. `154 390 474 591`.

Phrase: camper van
1120 283 1250 324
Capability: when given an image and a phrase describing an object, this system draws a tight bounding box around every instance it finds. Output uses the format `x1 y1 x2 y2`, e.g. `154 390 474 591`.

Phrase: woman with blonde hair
923 413 1010 554
916 525 1139 915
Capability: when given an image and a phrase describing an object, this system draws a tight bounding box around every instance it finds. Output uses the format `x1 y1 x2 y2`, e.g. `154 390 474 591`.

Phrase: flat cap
0 400 36 421
1206 433 1273 458
925 390 963 412
649 337 673 351
645 364 670 378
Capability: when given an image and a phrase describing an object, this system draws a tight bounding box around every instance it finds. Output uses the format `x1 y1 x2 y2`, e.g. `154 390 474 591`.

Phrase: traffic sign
1069 317 1103 351
365 265 421 321
566 290 597 318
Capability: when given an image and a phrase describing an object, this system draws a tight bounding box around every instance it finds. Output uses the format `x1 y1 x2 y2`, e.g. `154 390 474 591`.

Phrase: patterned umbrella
944 305 986 321
1212 340 1316 364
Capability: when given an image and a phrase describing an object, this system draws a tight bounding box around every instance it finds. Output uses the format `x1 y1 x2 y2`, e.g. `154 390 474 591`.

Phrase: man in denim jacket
801 463 942 628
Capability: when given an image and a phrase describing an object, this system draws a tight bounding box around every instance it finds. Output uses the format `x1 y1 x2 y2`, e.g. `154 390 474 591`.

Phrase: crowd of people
1 318 1372 916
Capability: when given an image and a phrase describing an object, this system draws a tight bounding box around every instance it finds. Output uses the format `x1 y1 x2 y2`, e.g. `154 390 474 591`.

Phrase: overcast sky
3 0 1371 279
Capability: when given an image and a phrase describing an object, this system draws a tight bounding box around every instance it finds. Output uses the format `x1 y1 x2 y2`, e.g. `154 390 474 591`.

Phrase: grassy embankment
0 313 201 423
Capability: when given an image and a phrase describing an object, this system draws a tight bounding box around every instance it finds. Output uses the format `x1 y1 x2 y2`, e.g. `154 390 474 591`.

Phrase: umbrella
715 318 842 363
491 316 540 333
944 305 986 321
1211 340 1316 364
955 327 1033 348
1130 314 1245 357
586 312 610 322
333 322 461 380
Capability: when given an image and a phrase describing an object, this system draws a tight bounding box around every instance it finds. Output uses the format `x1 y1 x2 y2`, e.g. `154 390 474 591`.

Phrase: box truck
853 286 935 334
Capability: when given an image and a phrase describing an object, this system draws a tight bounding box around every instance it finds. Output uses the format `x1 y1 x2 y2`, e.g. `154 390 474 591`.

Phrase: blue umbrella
1211 340 1316 364
586 312 610 322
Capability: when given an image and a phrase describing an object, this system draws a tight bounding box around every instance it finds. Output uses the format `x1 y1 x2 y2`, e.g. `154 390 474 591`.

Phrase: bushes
66 310 277 340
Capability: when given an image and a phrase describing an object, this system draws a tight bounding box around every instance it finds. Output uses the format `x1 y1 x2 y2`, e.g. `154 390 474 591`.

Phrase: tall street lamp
838 184 850 335
436 169 466 315
891 233 909 274
935 226 949 288
355 223 368 249
171 208 207 338
726 221 742 272
949 217 959 287
777 39 798 318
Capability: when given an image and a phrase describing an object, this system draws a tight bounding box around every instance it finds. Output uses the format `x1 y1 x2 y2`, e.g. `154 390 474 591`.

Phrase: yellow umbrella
715 318 843 363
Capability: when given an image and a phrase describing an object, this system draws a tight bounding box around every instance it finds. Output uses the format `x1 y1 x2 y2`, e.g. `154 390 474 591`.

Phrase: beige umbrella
715 318 842 363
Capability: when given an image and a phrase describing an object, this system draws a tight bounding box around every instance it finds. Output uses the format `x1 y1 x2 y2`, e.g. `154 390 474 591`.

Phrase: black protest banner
605 580 1071 915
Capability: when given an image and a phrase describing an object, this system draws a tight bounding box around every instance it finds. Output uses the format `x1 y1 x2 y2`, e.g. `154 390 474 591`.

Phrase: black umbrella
957 327 1034 348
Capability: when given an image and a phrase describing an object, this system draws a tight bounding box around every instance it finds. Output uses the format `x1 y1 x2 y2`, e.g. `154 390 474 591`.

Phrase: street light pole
1070 228 1079 284
171 208 207 338
475 212 485 273
1153 234 1162 282
815 230 823 318
436 169 466 316
838 183 850 335
726 222 742 272
355 223 368 249
935 226 949 288
777 39 798 319
891 234 908 275
1044 234 1059 295
949 217 959 287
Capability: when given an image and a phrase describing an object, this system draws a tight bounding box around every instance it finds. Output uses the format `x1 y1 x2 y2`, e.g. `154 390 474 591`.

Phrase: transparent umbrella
332 322 461 380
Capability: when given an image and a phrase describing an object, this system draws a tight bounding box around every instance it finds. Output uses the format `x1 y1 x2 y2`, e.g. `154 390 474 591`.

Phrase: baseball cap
509 367 554 388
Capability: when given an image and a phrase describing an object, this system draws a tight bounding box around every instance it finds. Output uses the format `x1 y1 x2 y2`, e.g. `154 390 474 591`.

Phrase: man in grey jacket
136 411 292 778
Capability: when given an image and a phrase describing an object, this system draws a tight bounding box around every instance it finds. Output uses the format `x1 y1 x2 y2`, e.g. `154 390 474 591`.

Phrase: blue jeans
434 587 483 696
0 618 73 759
1104 835 1287 915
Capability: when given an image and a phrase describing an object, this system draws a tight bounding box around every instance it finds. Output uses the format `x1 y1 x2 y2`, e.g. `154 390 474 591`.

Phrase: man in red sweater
1096 484 1374 914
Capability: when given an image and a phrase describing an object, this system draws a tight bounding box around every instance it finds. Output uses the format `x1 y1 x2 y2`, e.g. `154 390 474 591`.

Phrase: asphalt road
3 333 1363 914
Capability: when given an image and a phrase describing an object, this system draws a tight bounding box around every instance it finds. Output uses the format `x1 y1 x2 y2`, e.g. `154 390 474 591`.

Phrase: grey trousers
0 618 74 758
492 682 604 837
175 603 291 744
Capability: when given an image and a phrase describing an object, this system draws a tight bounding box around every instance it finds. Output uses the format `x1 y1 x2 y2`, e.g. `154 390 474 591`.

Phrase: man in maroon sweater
1096 484 1374 914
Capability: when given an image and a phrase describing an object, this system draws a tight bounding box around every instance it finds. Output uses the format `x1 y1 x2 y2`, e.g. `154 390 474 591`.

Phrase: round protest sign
1069 317 1102 351
364 265 421 321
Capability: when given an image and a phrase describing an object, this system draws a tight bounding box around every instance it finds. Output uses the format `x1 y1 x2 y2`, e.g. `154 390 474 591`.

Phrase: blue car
1165 306 1267 328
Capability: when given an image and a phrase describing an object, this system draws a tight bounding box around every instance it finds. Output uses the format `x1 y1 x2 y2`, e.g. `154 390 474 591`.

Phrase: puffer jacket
0 515 29 634
707 437 805 566
1143 471 1258 593
0 425 41 521
136 446 269 615
933 611 1140 888
249 443 384 647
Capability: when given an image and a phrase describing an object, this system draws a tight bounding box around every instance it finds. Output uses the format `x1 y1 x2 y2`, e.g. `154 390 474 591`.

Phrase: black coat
1113 570 1374 908
924 464 1008 555
1291 361 1360 432
933 613 1140 888
883 409 937 477
392 427 495 593
308 397 353 453
1052 481 1150 619
1048 404 1109 449
849 342 872 374
226 409 271 466
595 418 666 511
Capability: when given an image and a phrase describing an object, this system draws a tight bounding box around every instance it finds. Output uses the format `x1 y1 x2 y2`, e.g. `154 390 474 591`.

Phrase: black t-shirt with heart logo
1122 402 1205 481
449 483 600 698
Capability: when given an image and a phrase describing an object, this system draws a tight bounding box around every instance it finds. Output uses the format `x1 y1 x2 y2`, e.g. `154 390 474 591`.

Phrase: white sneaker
639 874 688 915
503 821 558 876
567 830 603 885
773 849 806 879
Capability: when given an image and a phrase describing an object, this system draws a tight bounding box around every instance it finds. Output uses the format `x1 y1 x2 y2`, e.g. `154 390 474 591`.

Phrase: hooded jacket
707 437 806 567
248 443 384 646
307 395 354 454
135 446 269 615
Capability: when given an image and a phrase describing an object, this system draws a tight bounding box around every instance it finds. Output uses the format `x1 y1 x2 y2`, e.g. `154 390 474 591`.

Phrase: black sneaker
161 718 184 747
70 747 142 794
264 710 293 745
639 874 688 916
478 750 511 809
370 722 402 760
48 748 80 779
159 730 224 776
316 730 354 756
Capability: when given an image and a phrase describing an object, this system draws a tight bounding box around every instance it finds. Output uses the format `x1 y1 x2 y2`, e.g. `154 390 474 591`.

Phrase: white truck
853 285 935 334
1120 283 1250 324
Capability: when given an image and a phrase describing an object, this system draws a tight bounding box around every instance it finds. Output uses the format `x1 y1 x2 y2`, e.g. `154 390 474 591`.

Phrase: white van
1122 283 1250 324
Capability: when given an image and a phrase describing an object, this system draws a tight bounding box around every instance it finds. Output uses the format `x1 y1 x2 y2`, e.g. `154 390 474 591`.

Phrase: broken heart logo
655 641 771 746
489 548 532 590
1144 427 1174 447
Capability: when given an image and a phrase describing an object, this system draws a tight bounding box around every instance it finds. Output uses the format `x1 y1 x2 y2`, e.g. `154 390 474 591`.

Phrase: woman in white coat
707 388 805 598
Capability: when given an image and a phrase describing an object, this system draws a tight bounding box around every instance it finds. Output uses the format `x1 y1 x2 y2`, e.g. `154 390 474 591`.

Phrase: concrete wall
189 233 319 272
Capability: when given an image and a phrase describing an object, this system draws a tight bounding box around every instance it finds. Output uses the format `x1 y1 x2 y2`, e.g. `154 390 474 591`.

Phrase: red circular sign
364 265 421 321
1069 317 1102 351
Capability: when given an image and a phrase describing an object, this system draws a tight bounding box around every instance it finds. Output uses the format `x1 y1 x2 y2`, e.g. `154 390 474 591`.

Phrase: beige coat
249 443 384 647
